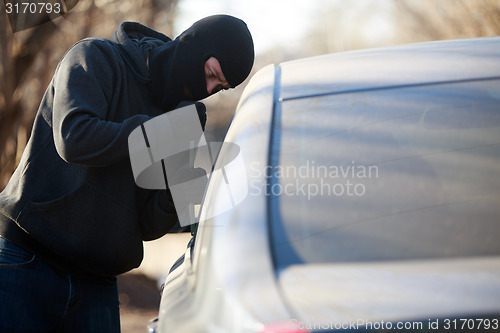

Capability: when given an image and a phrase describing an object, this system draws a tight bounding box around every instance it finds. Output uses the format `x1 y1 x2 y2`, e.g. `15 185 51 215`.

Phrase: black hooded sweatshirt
0 22 180 277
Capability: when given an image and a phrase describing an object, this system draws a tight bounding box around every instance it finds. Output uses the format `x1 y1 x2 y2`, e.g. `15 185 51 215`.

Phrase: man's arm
138 188 179 240
52 40 150 167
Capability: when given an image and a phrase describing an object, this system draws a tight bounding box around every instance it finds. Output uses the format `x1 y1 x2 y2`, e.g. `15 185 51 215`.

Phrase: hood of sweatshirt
112 21 171 81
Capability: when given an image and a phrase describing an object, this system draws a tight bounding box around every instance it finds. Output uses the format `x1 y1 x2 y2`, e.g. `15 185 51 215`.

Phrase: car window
269 79 500 267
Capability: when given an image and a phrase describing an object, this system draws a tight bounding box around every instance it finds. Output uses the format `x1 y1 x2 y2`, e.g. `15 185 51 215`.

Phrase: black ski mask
149 15 255 110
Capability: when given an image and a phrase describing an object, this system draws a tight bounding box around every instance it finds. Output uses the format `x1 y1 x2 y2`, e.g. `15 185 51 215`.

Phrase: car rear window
268 79 500 266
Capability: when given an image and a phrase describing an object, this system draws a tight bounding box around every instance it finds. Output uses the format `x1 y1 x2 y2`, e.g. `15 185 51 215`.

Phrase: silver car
149 37 500 332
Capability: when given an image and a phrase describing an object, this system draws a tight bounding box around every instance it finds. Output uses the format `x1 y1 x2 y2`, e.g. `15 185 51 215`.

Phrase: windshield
269 79 500 267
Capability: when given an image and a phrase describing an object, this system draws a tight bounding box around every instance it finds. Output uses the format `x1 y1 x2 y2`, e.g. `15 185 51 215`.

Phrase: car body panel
156 64 292 333
279 257 500 324
279 37 500 101
152 37 500 333
271 37 500 323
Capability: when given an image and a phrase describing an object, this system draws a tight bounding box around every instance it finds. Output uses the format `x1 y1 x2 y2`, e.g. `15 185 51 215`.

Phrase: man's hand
170 166 208 204
175 101 207 131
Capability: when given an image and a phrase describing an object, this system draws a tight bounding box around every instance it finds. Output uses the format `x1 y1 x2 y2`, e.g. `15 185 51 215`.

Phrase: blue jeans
0 236 121 333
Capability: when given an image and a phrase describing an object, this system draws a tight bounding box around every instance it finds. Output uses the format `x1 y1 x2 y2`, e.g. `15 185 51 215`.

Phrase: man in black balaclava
0 15 254 333
150 14 255 110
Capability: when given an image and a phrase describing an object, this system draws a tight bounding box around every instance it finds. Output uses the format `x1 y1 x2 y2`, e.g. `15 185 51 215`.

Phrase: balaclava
149 15 254 110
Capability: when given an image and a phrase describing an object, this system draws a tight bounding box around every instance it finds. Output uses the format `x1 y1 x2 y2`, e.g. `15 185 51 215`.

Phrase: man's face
181 57 230 100
204 57 230 95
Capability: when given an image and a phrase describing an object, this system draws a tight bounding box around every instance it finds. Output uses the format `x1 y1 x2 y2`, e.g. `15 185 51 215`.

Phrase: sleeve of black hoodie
137 102 208 240
52 40 151 167
137 188 179 241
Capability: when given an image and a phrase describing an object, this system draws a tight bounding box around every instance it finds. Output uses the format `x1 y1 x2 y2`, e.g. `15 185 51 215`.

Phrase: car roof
194 37 500 330
277 36 500 101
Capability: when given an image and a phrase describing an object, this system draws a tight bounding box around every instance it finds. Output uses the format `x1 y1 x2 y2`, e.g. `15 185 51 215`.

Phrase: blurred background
1 0 500 331
2 0 500 190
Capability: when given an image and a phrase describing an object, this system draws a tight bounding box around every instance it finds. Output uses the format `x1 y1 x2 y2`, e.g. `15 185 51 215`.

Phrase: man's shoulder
67 37 120 57
57 37 122 73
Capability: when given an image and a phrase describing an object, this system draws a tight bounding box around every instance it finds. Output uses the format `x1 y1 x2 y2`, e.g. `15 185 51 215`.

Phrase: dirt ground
118 272 161 333
117 233 192 333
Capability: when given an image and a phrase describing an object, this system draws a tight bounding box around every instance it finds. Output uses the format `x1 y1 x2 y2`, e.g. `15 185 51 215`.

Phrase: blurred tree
394 0 500 42
296 0 397 57
0 0 181 190
295 0 500 58
0 8 59 187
